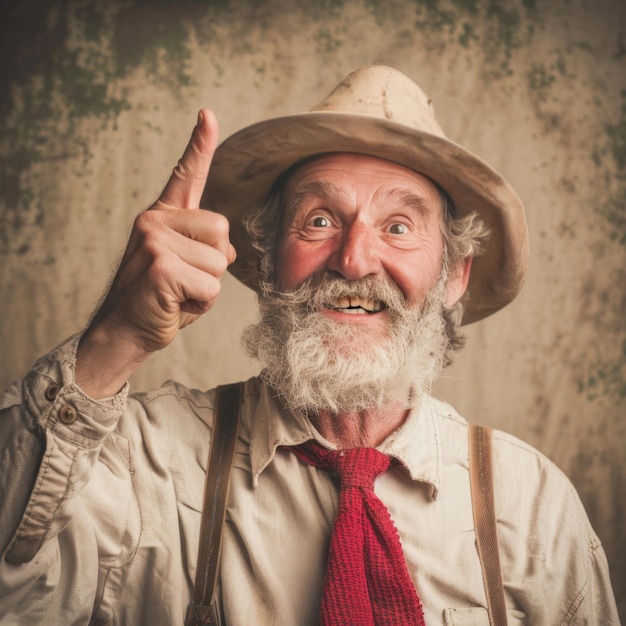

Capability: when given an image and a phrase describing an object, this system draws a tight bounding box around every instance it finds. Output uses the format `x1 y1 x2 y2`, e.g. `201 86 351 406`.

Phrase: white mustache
277 273 410 318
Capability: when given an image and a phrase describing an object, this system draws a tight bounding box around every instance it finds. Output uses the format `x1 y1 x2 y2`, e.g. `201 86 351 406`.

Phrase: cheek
389 247 444 303
275 240 325 290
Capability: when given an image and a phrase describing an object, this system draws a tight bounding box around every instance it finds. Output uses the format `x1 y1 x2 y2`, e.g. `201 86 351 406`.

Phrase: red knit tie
289 442 426 626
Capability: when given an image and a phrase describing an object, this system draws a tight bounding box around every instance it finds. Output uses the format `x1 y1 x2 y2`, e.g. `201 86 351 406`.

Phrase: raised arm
0 108 233 573
76 109 236 398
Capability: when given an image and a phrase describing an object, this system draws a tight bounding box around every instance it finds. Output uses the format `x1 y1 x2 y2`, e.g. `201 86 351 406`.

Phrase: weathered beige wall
1 0 625 615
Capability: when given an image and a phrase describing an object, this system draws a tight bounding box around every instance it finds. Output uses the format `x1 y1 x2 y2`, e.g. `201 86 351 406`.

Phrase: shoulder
429 396 582 499
490 428 600 548
428 396 598 544
123 376 263 435
488 428 590 520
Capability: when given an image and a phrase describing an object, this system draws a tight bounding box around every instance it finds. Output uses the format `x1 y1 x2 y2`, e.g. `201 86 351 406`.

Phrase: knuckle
147 254 173 283
134 210 161 237
133 212 174 259
190 279 221 315
132 211 150 235
205 277 222 303
142 229 166 259
214 251 229 276
209 211 230 237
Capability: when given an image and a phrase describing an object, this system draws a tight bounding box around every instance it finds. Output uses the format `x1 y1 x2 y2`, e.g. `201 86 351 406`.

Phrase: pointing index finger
158 109 219 210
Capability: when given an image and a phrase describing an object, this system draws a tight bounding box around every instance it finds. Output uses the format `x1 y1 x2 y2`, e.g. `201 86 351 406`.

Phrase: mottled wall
1 0 625 615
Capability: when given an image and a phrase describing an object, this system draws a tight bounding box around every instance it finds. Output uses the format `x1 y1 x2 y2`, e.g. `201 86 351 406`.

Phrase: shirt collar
377 394 441 499
249 382 441 498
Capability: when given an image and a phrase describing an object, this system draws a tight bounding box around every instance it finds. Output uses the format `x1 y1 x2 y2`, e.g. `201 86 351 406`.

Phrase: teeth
328 297 383 313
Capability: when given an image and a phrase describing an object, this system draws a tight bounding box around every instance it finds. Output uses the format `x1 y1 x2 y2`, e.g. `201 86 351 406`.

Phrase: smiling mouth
325 297 385 315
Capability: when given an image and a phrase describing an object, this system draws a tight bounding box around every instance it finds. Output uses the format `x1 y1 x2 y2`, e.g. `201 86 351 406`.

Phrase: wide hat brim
203 74 528 325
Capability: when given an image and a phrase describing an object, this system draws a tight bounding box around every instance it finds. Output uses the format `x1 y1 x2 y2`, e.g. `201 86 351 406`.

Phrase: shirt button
59 405 78 424
45 384 60 401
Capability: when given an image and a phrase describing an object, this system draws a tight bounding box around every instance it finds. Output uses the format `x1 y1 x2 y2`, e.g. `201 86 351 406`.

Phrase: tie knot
331 447 390 490
287 442 390 489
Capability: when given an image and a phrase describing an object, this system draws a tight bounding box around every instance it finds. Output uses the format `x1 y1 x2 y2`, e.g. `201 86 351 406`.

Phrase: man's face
275 153 465 317
243 153 470 415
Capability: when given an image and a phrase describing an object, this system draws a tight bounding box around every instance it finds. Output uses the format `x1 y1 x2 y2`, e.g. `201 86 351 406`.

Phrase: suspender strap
469 424 508 626
185 382 243 626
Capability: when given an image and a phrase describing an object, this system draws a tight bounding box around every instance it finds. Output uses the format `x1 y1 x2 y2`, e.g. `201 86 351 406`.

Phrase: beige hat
203 65 528 324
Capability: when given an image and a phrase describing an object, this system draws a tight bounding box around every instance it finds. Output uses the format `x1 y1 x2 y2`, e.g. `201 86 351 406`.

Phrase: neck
309 402 410 449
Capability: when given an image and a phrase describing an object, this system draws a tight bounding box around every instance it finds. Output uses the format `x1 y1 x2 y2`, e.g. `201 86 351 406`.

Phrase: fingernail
197 110 203 126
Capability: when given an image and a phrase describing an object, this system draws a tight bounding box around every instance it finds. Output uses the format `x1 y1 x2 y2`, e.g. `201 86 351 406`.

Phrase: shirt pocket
443 607 526 625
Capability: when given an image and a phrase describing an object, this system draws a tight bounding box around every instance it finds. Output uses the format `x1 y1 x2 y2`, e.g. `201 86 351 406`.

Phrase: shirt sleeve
562 506 621 625
581 537 622 624
0 333 128 563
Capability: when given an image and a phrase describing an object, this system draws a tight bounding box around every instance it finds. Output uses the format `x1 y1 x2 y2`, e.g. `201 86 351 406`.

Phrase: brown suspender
185 382 243 626
469 424 508 626
185 388 506 626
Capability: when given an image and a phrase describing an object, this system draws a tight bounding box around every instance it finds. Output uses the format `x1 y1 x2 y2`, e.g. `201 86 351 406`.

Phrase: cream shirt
0 335 620 625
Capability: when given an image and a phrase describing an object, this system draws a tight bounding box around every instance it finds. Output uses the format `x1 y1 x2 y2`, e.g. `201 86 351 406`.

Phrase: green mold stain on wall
0 0 544 253
0 0 217 255
600 94 626 247
578 91 626 404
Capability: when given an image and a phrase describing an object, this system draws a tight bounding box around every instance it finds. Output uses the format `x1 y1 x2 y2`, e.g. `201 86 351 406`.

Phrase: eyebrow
283 180 344 217
381 189 434 218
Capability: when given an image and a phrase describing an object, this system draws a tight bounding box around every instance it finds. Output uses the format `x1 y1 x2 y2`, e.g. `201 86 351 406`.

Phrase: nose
327 221 381 280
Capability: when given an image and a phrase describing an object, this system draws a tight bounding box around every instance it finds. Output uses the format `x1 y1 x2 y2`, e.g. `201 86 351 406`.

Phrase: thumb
158 109 219 210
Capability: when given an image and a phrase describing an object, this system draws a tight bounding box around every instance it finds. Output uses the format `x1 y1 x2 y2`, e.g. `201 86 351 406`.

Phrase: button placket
45 384 60 401
59 405 78 424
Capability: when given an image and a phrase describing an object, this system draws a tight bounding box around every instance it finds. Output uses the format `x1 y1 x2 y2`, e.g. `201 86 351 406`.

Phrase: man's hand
76 110 236 398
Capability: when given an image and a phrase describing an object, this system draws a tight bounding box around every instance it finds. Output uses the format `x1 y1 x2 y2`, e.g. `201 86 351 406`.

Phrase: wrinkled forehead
285 152 438 186
276 152 451 219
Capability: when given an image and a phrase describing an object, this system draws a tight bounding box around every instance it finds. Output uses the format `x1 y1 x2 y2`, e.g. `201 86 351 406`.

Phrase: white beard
243 273 450 415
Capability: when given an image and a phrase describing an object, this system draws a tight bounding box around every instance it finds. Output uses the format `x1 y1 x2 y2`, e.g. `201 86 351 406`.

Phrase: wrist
76 321 151 399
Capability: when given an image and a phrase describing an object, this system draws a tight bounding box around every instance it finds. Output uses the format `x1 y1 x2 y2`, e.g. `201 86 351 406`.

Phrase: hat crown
206 64 528 323
311 65 445 138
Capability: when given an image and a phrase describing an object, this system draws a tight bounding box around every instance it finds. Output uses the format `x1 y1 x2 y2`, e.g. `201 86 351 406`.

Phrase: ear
445 257 473 307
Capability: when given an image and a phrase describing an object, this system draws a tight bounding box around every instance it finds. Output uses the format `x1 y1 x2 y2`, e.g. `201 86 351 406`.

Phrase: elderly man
0 66 619 625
